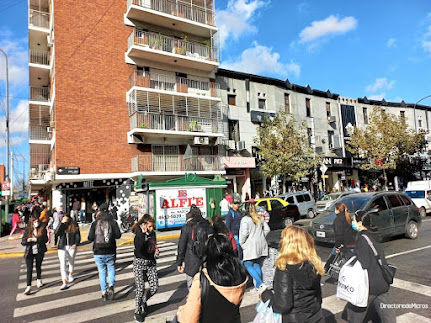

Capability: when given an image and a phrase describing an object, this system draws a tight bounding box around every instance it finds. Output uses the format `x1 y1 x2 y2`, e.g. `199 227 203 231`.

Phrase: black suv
311 192 421 244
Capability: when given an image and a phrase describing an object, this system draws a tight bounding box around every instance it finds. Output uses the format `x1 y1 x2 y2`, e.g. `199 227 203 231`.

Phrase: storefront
222 157 256 201
321 157 359 193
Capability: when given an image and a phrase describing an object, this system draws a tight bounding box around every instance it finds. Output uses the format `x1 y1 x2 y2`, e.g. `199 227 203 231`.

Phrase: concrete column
242 169 251 200
52 187 63 210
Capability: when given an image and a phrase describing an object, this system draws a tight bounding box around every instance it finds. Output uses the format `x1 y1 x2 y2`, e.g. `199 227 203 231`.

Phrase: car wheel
405 221 419 239
306 209 315 219
419 207 427 218
283 217 293 227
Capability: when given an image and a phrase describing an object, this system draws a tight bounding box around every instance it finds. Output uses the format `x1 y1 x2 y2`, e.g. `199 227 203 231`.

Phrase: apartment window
228 94 236 106
400 111 405 124
258 98 266 109
418 118 423 128
284 93 290 113
328 131 334 149
228 119 240 141
363 107 368 124
326 102 331 118
306 98 311 117
307 128 312 146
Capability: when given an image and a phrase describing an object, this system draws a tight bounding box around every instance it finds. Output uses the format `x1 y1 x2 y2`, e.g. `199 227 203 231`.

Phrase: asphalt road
0 219 430 322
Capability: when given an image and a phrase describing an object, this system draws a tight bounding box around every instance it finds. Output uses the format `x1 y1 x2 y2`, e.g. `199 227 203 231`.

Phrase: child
131 214 159 323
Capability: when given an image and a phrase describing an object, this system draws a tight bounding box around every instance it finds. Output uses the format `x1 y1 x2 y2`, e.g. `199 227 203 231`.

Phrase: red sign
2 181 10 190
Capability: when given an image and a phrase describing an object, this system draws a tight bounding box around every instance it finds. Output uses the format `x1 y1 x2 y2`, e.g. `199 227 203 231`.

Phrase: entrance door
367 196 394 239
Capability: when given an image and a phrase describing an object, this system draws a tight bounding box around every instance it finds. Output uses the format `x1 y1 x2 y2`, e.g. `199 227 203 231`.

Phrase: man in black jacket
88 203 121 301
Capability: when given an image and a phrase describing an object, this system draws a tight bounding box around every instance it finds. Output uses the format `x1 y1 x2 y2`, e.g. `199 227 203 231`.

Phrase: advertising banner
155 188 207 229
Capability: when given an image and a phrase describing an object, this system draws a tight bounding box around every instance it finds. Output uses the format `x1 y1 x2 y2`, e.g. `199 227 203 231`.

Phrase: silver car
278 191 317 219
316 192 354 213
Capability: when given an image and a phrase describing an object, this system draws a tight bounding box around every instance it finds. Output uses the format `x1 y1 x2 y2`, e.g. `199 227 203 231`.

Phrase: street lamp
413 94 431 133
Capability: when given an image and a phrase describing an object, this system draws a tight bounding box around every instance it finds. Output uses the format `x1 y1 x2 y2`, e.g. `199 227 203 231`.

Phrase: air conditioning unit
47 35 54 47
194 136 209 145
227 140 236 150
328 116 336 123
236 141 246 150
49 121 55 128
47 127 52 133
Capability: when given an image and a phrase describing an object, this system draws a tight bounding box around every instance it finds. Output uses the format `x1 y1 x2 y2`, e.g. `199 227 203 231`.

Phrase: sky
0 0 431 188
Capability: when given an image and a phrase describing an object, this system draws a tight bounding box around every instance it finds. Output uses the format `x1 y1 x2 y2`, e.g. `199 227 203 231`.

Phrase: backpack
191 219 212 259
94 220 112 248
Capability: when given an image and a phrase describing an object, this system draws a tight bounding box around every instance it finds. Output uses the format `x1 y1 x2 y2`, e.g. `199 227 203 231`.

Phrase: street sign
2 190 10 196
319 164 328 174
2 181 10 191
57 167 80 175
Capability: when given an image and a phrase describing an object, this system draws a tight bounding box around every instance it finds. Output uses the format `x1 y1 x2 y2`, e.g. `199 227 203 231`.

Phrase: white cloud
0 100 29 134
221 42 301 78
299 15 357 43
366 78 395 93
217 0 267 47
368 93 385 101
423 40 431 54
386 38 396 48
0 34 28 86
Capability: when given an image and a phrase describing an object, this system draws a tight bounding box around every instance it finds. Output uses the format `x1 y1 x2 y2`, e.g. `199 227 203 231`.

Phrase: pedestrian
51 207 61 245
219 196 230 218
87 203 122 301
343 211 396 322
245 192 250 201
9 208 23 239
172 234 248 323
21 216 49 295
239 203 270 290
55 214 80 290
260 225 325 322
226 200 243 260
23 204 30 225
91 202 98 222
176 205 212 290
211 215 237 253
80 197 86 223
131 214 159 322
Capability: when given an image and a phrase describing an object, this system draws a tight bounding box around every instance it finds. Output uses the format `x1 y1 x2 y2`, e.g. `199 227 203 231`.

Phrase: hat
99 203 109 212
233 200 240 204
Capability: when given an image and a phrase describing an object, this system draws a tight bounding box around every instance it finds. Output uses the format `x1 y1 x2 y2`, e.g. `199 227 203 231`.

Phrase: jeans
244 257 263 288
94 254 116 293
25 253 44 286
79 210 86 222
234 235 243 261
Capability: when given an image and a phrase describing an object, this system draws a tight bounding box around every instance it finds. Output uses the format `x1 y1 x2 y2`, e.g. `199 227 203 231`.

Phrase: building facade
28 0 224 214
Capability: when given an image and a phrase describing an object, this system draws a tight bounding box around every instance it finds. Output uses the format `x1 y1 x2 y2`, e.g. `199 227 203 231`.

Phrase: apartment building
28 0 224 214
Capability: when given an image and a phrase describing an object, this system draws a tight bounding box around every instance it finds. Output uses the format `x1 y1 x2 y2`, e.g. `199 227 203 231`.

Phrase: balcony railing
127 0 215 26
29 164 50 180
128 29 219 62
132 154 222 172
129 70 219 97
29 9 50 29
130 111 220 133
30 126 52 141
29 49 50 66
30 87 50 102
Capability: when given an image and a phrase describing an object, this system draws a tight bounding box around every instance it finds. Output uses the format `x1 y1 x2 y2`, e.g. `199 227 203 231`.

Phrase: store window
258 98 266 109
228 94 236 106
306 98 311 117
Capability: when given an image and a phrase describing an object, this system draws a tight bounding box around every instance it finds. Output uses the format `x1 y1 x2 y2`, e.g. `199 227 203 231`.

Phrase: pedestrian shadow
157 264 177 279
116 260 133 272
322 309 338 323
114 282 135 300
147 282 188 314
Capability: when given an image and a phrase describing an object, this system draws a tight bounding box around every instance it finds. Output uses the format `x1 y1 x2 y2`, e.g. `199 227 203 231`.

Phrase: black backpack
191 219 212 259
94 219 113 248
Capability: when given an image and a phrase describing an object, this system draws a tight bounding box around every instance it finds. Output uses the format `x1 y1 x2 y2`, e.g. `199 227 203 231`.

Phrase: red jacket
12 212 22 224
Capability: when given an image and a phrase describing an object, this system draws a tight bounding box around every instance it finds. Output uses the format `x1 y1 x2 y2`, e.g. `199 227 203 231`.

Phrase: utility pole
0 49 10 236
10 152 13 201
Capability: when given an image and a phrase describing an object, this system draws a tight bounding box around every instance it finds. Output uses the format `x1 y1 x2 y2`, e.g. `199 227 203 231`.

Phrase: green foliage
138 123 149 129
253 112 322 183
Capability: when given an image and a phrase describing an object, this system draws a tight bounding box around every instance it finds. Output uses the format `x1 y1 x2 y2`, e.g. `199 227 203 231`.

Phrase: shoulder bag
336 256 369 307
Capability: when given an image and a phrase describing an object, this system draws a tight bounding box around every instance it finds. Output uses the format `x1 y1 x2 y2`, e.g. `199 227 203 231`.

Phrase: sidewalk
0 224 180 258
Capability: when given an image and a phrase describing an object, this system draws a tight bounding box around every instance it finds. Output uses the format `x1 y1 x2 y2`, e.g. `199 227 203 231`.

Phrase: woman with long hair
55 214 81 290
174 233 248 323
131 214 159 323
21 216 49 295
260 225 325 322
211 215 237 253
239 203 270 290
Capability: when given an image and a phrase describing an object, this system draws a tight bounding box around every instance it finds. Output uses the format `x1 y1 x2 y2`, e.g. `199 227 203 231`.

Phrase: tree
347 107 426 190
254 112 322 187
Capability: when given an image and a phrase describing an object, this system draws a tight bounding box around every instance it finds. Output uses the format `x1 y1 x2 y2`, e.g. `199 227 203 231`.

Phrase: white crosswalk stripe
12 243 431 323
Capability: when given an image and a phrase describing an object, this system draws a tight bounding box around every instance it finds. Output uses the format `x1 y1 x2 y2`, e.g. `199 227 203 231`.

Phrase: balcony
129 70 219 97
126 0 216 38
30 87 50 103
29 164 50 180
30 126 52 141
29 49 50 66
127 29 219 72
132 154 223 173
29 9 50 30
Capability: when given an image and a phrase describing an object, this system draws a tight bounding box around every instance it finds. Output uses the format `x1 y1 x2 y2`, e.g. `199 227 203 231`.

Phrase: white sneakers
23 286 31 295
60 283 67 290
37 279 43 288
68 274 74 283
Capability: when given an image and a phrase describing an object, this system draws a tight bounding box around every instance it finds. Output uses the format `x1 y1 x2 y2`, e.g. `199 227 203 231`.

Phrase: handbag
253 300 282 323
362 234 396 285
336 256 369 307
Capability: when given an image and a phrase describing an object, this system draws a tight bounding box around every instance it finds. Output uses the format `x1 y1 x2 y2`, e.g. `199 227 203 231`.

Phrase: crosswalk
12 240 431 323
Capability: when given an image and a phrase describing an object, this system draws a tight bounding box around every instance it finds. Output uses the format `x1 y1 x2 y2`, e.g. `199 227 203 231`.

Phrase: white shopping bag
253 300 282 323
336 256 369 307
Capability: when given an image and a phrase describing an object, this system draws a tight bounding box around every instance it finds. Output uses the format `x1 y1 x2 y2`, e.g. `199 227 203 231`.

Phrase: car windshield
328 195 371 213
405 190 425 199
320 193 340 201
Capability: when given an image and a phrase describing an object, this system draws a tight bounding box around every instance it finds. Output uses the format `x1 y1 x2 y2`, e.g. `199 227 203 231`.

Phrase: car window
270 200 284 211
405 190 425 199
286 196 295 203
328 195 371 213
256 201 268 211
387 195 403 208
400 195 412 205
296 194 305 203
303 194 311 201
368 196 388 211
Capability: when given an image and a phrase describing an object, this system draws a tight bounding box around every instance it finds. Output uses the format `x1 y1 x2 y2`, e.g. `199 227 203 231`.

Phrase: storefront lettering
83 181 94 188
160 197 204 209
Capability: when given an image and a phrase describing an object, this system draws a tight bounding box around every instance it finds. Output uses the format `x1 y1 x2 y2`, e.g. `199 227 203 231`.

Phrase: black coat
87 212 121 255
21 228 48 258
55 222 81 249
333 211 356 252
355 231 390 296
134 228 156 261
262 261 324 323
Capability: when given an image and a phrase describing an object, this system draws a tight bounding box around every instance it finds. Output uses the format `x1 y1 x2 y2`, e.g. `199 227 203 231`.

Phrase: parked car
316 191 354 213
278 191 317 219
311 192 421 244
254 197 301 229
239 202 270 224
404 180 431 218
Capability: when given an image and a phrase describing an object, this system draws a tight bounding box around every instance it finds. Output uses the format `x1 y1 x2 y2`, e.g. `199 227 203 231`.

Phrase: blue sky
0 0 431 187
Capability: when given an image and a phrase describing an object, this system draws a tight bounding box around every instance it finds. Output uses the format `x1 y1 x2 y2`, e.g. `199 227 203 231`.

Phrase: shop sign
300 177 309 182
322 157 332 166
155 188 207 229
57 167 80 175
222 157 256 169
352 158 366 167
323 157 352 168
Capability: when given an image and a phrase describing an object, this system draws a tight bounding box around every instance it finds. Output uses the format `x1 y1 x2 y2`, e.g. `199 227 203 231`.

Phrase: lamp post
413 94 431 133
0 49 10 237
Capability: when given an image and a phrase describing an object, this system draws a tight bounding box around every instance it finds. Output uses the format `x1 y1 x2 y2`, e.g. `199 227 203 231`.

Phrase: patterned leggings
133 257 158 314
